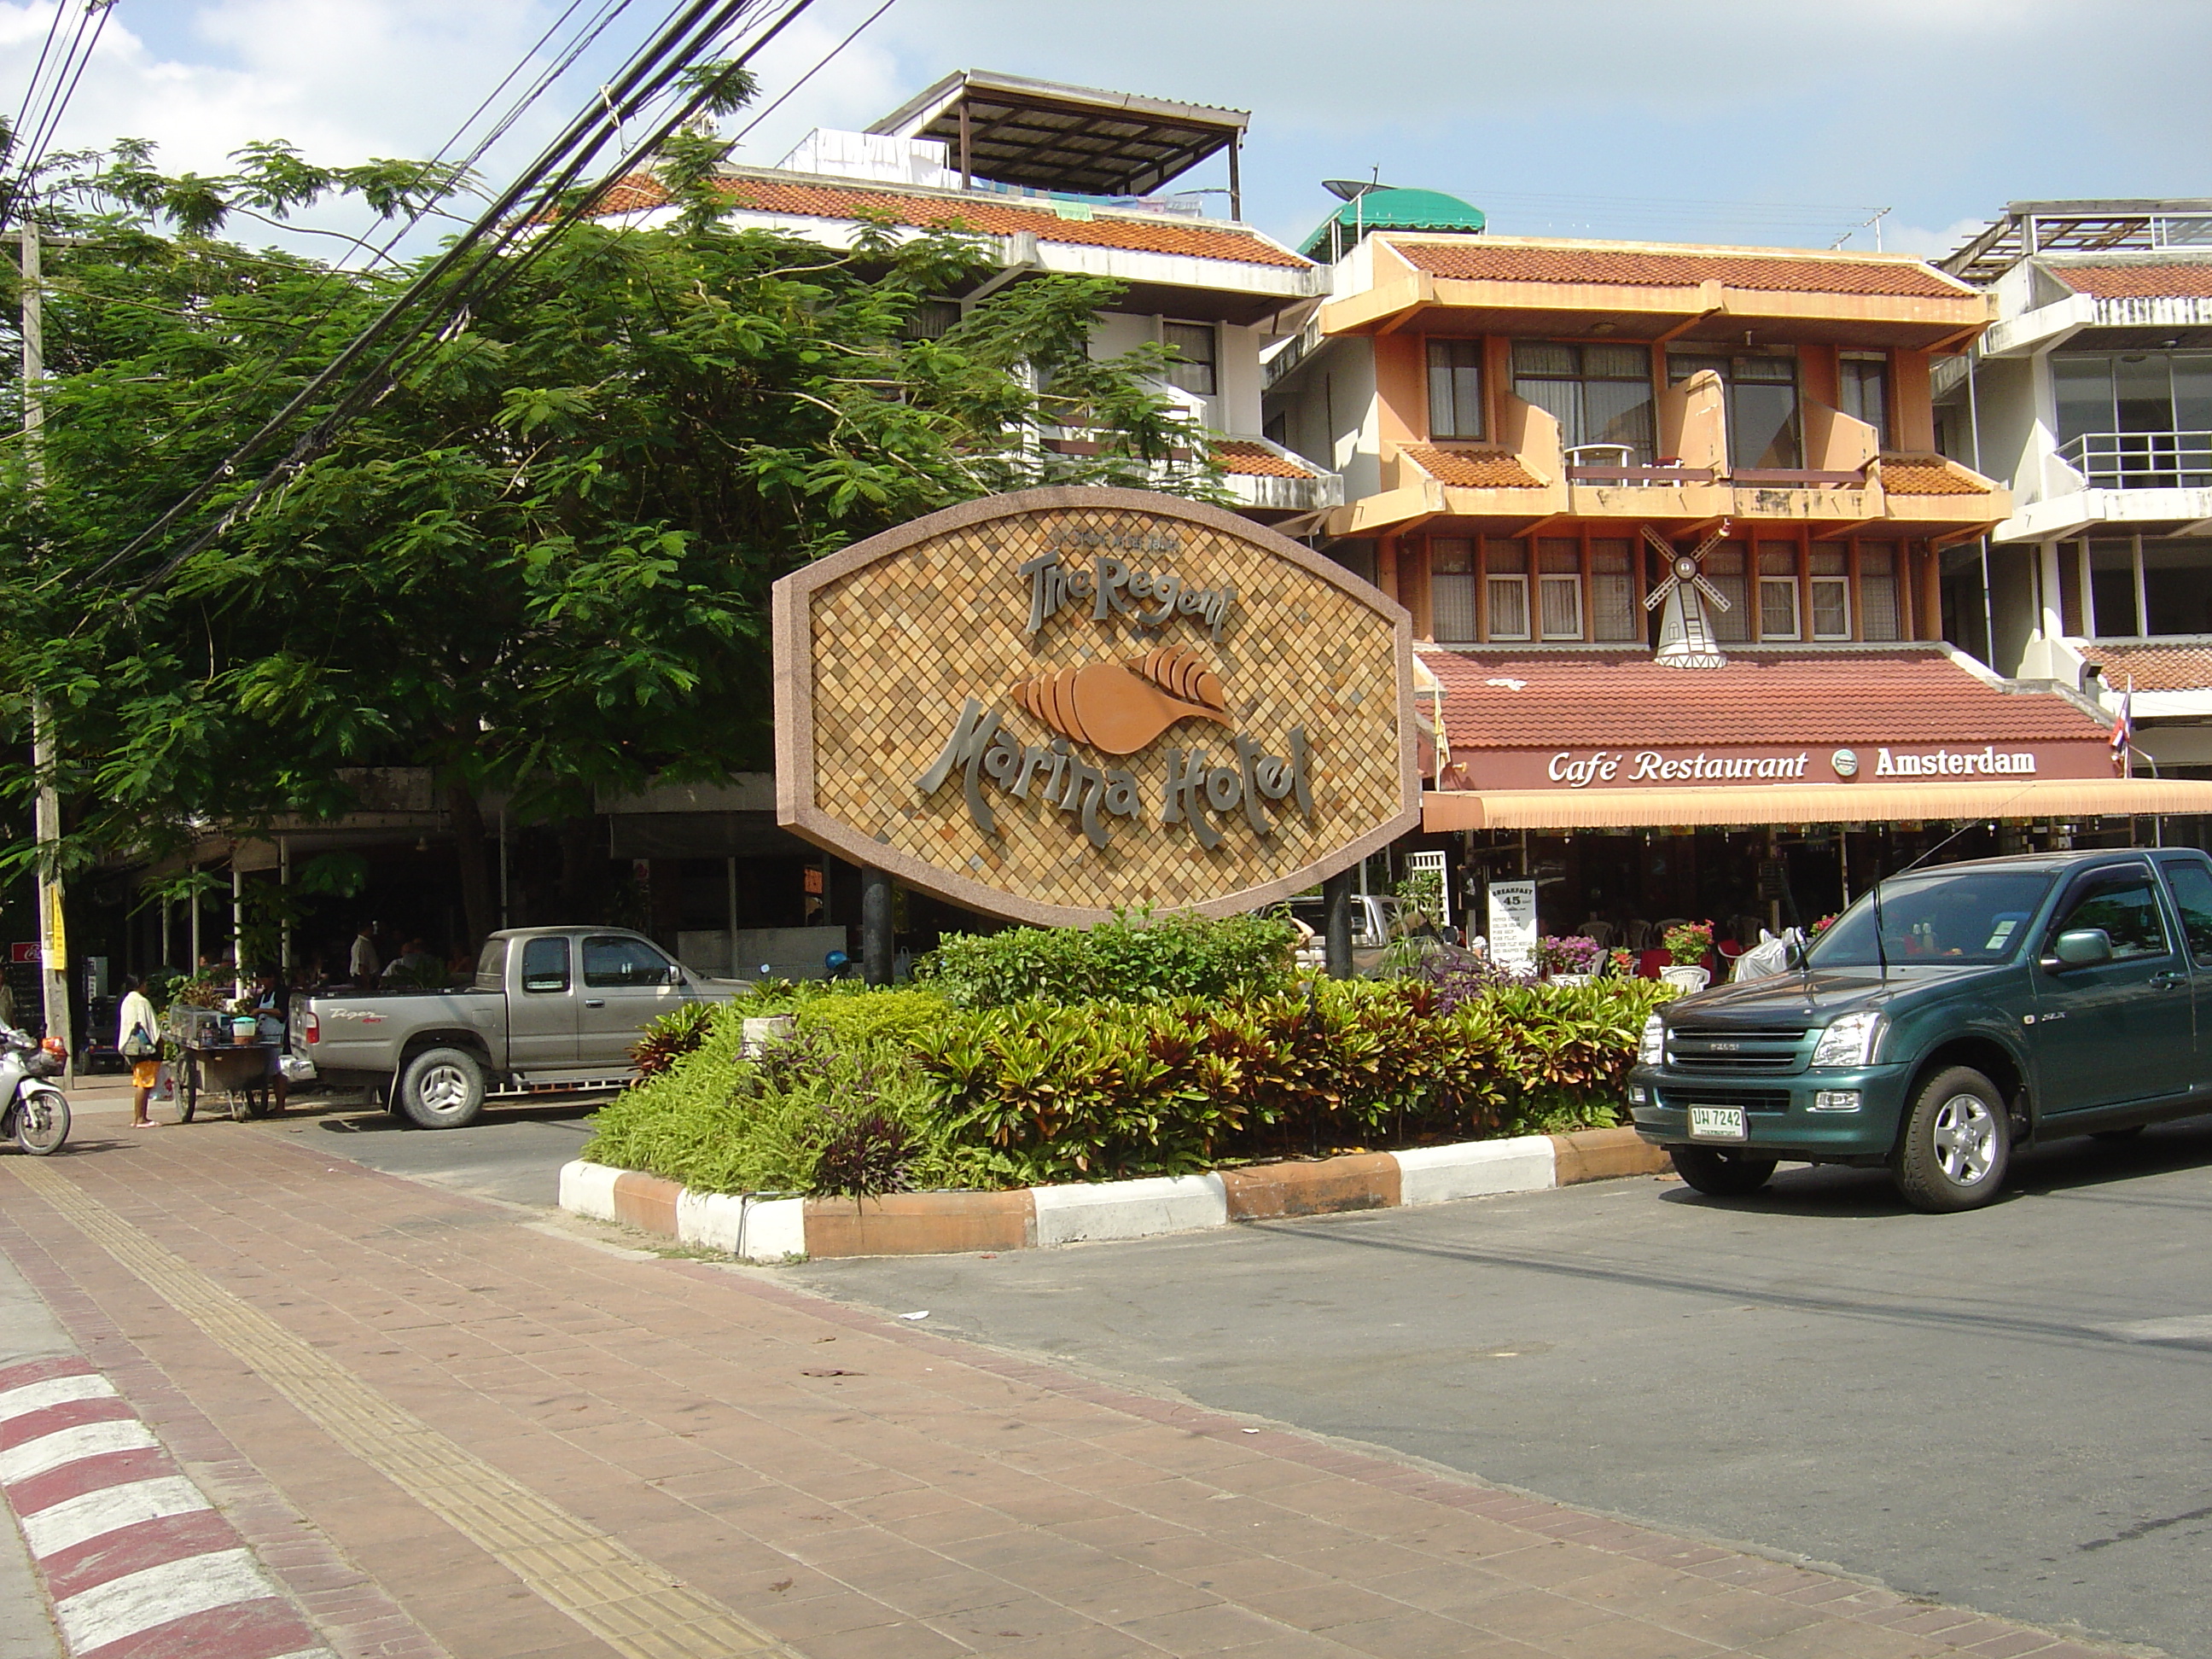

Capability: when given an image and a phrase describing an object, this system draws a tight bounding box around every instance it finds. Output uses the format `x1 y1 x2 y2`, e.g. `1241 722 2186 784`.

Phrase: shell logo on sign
772 487 1419 926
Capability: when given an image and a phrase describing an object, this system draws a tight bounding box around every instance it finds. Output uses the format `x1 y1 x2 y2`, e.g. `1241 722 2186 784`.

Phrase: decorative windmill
1641 521 1733 670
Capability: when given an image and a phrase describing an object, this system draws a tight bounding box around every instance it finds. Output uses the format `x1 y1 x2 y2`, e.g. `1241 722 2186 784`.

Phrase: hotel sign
773 488 1419 927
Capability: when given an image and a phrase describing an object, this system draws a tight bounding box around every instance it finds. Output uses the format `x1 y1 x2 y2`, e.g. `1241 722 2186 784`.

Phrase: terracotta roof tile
2080 643 2212 693
1213 439 1315 479
592 172 1311 268
1389 240 1965 300
1401 444 1546 489
1425 649 2104 748
2052 264 2212 300
1877 454 1991 496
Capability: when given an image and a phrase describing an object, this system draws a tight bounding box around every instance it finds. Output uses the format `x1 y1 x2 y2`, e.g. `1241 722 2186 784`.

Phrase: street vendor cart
177 1039 281 1122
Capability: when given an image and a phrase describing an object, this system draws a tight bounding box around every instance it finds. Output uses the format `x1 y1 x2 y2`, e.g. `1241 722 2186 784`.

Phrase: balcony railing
2058 430 2212 491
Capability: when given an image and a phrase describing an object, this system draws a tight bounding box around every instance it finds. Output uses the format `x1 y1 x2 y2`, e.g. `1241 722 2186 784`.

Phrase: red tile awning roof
1400 444 1546 489
2052 264 2212 300
1876 455 1991 496
2081 643 2212 693
1426 649 2105 749
1388 241 1967 300
1213 439 1315 479
591 172 1311 269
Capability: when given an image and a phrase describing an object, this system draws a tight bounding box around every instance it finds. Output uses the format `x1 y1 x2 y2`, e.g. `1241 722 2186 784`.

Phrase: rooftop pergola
868 70 1249 217
1941 198 2212 285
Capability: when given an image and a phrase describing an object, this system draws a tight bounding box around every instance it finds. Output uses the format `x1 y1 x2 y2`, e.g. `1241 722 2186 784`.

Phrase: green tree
3 134 1222 943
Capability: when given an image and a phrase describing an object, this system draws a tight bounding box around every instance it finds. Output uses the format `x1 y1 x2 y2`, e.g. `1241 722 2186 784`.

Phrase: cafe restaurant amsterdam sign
773 488 1419 925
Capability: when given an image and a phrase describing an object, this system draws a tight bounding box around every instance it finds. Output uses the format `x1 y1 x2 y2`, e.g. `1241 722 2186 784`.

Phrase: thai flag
2110 681 2133 771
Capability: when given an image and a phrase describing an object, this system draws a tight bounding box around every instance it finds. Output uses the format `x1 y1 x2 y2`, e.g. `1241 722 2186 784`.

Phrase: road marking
52 1545 271 1652
20 1476 212 1559
0 1420 158 1487
6 1158 802 1659
2101 1313 2212 1342
0 1374 116 1421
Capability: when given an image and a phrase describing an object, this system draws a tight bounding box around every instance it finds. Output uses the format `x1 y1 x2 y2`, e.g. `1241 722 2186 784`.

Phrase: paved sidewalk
0 1109 2136 1659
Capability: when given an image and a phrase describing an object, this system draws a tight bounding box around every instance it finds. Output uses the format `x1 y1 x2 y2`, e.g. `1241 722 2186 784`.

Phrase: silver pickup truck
293 926 748 1128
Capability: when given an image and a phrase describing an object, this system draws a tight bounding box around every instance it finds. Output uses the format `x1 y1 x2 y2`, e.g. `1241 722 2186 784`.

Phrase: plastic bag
1730 928 1804 983
278 1056 315 1083
150 1061 178 1103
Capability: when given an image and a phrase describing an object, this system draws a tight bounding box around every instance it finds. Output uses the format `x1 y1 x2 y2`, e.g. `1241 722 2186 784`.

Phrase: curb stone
560 1125 1669 1261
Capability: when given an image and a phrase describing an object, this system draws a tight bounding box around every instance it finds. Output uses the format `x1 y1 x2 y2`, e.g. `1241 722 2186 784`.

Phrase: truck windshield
1807 869 2054 968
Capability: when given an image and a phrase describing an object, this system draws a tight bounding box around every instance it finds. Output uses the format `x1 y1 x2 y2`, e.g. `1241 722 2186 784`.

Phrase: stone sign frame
773 486 1421 926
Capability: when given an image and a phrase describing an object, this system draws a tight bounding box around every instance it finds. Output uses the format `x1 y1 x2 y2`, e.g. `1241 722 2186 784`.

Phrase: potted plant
1534 934 1604 985
1660 921 1714 990
1608 947 1639 979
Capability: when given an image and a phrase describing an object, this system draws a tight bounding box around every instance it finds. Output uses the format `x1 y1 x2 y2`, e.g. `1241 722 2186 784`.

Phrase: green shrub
582 1001 1008 1196
917 910 1298 1008
792 987 953 1049
628 1001 717 1081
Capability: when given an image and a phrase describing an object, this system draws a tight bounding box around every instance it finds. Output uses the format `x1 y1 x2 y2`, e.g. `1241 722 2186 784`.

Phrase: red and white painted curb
0 1357 329 1659
562 1125 1673 1261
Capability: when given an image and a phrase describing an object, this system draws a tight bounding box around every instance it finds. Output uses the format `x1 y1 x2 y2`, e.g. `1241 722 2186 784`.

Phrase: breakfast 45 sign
774 488 1418 926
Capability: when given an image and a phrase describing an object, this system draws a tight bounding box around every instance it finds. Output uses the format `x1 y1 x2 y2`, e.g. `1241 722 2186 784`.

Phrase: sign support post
860 866 894 986
1323 869 1354 978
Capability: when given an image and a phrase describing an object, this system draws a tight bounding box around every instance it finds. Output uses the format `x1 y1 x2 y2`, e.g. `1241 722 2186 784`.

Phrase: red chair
1637 949 1671 980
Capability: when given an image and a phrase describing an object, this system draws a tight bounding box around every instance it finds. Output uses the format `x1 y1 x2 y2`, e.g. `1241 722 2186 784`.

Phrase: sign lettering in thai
773 488 1418 927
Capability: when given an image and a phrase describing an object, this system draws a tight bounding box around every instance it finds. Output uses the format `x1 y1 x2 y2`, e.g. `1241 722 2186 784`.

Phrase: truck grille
1666 1024 1808 1073
1656 1086 1791 1114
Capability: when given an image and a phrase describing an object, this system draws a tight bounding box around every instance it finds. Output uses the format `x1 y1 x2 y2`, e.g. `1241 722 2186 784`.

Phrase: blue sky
10 0 2211 262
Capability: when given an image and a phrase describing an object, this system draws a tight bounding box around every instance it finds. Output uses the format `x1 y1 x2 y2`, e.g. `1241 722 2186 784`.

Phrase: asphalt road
247 1090 604 1207
780 1125 2212 1659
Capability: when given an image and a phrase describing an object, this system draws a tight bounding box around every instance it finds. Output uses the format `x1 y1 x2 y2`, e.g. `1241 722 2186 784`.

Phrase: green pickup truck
1630 847 2212 1212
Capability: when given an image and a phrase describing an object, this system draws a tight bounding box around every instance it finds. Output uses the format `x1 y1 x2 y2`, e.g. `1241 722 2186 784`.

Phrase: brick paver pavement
0 1113 2132 1659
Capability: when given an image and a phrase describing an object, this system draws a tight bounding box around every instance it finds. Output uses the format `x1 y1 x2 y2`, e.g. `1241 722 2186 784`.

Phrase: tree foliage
0 135 1224 931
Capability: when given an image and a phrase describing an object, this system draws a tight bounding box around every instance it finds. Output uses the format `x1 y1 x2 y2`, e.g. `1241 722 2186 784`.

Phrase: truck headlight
1639 1014 1665 1066
1810 1010 1882 1068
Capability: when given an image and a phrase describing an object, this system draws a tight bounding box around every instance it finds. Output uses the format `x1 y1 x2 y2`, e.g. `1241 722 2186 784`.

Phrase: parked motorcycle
0 1027 71 1155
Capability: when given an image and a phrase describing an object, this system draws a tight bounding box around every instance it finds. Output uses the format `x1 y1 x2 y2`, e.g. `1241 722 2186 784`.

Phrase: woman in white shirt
117 975 161 1127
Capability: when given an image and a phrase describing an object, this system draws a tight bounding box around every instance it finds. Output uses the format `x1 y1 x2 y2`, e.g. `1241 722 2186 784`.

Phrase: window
1512 341 1655 461
902 299 960 341
583 934 675 988
1838 352 1890 446
1703 544 1750 643
1756 544 1801 639
1810 544 1851 639
2052 352 2212 486
2162 862 2212 965
1538 540 1583 638
2143 539 2212 634
520 937 570 994
1810 870 2053 967
1858 544 1901 640
474 938 508 992
1484 540 1529 639
1670 350 1802 469
2048 869 2171 963
1431 538 1476 640
2058 543 2086 636
1590 539 1639 642
1327 539 1377 585
2089 539 2139 636
1428 340 1484 439
1163 322 1217 398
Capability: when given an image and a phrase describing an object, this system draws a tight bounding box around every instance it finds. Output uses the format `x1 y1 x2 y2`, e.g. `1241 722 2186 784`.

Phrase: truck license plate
1688 1106 1746 1141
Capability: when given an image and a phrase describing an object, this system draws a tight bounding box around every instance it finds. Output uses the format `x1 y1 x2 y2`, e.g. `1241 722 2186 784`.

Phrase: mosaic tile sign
774 487 1419 925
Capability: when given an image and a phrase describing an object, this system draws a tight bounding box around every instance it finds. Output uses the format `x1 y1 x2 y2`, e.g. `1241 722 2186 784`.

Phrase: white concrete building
1937 201 2212 779
596 69 1339 521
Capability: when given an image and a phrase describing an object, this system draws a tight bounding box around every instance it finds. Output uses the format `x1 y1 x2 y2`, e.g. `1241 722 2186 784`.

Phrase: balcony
2057 430 2212 491
1034 430 1342 519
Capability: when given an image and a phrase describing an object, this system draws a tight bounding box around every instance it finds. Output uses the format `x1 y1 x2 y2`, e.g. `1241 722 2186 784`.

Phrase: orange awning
1423 777 2212 831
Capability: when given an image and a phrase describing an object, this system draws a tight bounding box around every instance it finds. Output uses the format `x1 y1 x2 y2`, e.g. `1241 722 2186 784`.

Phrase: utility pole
19 221 73 1077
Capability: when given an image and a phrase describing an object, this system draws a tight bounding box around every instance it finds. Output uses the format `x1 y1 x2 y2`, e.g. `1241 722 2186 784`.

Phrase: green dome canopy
1300 187 1486 261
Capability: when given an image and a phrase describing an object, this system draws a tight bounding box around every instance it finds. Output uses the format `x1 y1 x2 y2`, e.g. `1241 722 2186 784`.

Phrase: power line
117 0 822 594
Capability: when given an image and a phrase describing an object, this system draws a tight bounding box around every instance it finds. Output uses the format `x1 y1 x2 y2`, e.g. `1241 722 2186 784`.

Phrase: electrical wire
0 0 112 233
727 0 897 146
113 0 820 593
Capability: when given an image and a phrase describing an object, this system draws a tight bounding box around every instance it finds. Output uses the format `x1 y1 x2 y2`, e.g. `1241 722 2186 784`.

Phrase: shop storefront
1412 644 2212 960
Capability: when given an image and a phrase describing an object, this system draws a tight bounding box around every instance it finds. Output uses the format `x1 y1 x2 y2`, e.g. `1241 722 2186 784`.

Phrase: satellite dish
1323 178 1396 201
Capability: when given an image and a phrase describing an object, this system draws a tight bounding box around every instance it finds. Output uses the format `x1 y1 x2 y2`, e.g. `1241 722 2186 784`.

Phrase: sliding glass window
2052 352 2212 487
1838 353 1890 447
1669 350 1801 469
1427 341 1484 439
1512 342 1655 462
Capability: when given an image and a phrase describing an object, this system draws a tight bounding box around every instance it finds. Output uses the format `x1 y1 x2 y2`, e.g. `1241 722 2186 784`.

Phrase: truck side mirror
2046 928 2114 970
666 963 685 986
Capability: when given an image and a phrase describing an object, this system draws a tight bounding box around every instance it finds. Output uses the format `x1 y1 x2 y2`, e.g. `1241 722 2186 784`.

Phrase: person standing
349 923 381 984
117 974 162 1128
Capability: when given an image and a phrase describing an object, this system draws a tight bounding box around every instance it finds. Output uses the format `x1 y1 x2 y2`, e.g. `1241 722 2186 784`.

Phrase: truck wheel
396 1047 486 1130
1668 1145 1778 1196
1892 1065 2010 1213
